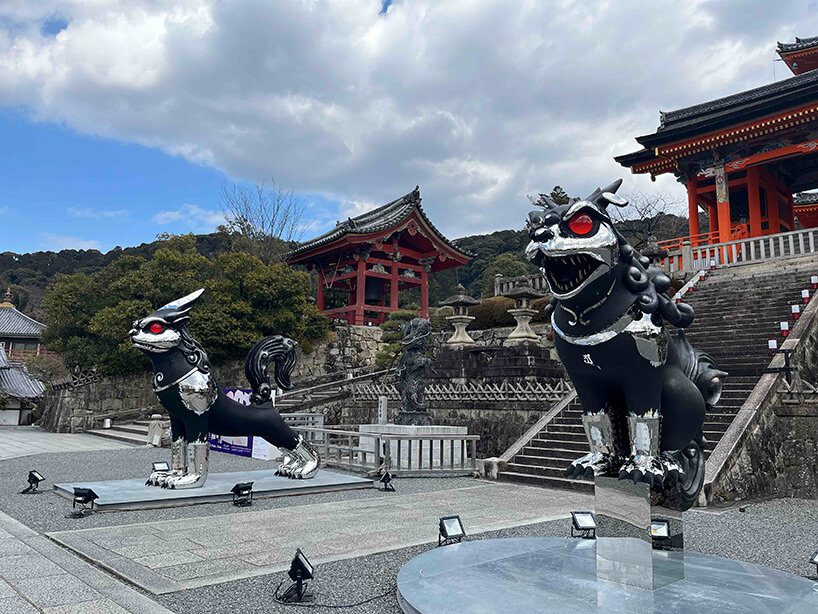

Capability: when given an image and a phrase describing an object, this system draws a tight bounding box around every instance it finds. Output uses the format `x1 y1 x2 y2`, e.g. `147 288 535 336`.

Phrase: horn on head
158 288 205 322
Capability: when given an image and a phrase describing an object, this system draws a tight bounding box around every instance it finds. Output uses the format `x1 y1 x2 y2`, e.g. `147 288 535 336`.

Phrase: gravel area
0 445 477 533
157 499 818 614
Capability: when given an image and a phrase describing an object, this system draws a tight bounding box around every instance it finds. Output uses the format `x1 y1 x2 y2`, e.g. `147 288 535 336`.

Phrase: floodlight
379 470 395 492
570 511 596 539
810 549 818 573
231 482 254 507
152 461 170 473
438 515 465 546
67 487 99 518
650 519 670 540
278 548 314 603
20 470 44 494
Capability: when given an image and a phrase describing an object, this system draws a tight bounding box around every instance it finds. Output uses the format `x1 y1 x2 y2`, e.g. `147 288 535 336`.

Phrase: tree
219 179 308 264
549 186 571 205
607 192 688 250
41 233 329 374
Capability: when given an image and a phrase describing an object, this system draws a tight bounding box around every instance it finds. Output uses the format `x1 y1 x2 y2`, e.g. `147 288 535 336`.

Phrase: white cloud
152 204 225 232
67 206 128 218
39 231 101 251
0 1 815 239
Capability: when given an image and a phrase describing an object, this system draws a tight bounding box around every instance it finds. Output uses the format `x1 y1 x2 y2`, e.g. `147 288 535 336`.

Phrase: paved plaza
49 481 590 594
0 427 133 460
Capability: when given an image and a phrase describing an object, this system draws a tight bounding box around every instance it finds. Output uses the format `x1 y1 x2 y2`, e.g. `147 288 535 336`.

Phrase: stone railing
293 425 479 477
352 379 573 404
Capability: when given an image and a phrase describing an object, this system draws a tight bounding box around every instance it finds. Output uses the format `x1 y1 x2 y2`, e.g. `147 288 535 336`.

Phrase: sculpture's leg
153 438 188 487
284 435 321 479
166 440 209 489
565 410 620 478
619 411 666 488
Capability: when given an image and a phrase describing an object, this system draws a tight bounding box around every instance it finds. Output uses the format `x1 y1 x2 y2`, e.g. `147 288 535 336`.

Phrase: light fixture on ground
379 469 395 492
152 461 170 473
438 515 466 546
67 487 98 518
650 518 670 540
20 470 44 494
810 549 818 574
231 482 254 507
570 511 596 539
278 548 314 603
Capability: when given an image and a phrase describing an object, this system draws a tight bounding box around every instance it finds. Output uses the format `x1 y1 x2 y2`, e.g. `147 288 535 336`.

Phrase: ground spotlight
231 481 254 507
67 487 98 518
20 470 44 494
438 515 466 546
570 511 596 539
278 548 314 603
811 549 818 574
650 518 670 540
378 470 395 492
152 461 170 473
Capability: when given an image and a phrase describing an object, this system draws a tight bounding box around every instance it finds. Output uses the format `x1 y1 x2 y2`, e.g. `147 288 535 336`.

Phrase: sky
1 0 818 254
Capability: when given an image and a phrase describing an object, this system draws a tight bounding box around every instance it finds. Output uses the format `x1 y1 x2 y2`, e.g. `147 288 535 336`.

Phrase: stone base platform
53 469 373 511
396 538 818 613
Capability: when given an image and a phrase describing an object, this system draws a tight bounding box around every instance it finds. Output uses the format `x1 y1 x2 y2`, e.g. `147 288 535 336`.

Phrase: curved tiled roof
0 306 46 338
795 192 818 205
778 37 818 53
286 188 475 260
0 348 45 399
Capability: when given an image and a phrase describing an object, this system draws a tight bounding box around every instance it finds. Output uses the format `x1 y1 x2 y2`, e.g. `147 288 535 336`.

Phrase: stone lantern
440 284 480 346
502 284 545 345
641 236 668 266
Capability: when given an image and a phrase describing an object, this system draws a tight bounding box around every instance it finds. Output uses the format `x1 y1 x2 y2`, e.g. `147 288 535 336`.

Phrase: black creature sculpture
129 289 320 489
394 317 433 426
525 180 726 510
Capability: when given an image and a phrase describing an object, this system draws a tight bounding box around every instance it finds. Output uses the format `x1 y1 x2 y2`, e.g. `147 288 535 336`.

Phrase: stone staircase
86 419 153 445
498 257 818 492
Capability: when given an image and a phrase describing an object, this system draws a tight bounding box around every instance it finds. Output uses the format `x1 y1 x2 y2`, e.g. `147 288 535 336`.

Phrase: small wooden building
286 188 473 325
0 290 48 361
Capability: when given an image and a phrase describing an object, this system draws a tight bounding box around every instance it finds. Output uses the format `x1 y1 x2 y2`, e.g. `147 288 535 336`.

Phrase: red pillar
420 269 429 319
708 201 718 238
687 176 700 238
716 167 732 245
747 166 762 238
316 268 325 311
355 259 366 325
765 171 780 235
390 260 399 310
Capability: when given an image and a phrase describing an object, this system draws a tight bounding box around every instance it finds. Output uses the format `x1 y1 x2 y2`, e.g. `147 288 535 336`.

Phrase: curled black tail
245 335 298 405
675 330 727 409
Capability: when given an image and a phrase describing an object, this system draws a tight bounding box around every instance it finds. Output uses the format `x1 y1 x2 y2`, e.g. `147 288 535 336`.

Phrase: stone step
110 423 150 436
86 428 146 445
506 462 575 479
514 454 577 467
497 470 594 493
521 447 581 460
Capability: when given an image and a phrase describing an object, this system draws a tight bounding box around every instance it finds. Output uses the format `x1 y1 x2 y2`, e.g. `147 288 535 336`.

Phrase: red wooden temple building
616 36 818 248
286 187 473 325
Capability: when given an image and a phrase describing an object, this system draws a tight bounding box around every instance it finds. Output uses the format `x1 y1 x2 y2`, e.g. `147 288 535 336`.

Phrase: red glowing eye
568 213 594 235
148 322 164 334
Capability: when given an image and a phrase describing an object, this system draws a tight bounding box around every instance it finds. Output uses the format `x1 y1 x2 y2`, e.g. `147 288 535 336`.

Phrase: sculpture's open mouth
541 253 602 295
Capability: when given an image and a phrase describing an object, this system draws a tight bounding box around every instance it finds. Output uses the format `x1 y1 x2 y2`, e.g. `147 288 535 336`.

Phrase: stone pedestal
595 476 684 591
505 307 540 345
445 314 476 346
358 424 469 470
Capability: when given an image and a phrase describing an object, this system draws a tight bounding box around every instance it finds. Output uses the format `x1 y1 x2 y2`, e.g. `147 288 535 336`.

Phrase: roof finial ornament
0 288 14 308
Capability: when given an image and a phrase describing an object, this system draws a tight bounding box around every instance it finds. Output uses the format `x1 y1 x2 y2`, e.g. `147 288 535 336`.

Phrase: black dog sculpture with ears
130 289 320 489
525 179 726 510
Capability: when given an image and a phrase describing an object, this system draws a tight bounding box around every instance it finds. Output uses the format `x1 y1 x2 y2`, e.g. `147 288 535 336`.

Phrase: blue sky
1 1 816 256
0 108 341 254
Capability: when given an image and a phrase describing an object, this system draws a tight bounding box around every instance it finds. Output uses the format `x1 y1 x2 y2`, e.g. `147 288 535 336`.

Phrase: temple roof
0 304 46 339
0 348 45 399
778 36 818 53
286 187 475 261
616 69 818 168
795 192 818 205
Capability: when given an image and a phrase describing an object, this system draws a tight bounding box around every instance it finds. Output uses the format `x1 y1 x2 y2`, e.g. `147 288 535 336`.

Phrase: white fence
352 379 573 404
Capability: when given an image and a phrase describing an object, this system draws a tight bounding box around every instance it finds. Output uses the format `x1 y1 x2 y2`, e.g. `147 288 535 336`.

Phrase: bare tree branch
218 179 308 263
607 192 688 250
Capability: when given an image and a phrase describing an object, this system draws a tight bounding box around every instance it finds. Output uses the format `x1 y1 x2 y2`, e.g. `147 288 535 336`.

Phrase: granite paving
0 426 132 460
0 510 171 614
48 480 592 594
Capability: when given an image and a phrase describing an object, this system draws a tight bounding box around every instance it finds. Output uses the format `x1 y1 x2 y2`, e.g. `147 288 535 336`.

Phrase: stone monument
440 284 480 346
502 284 544 345
394 317 433 425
